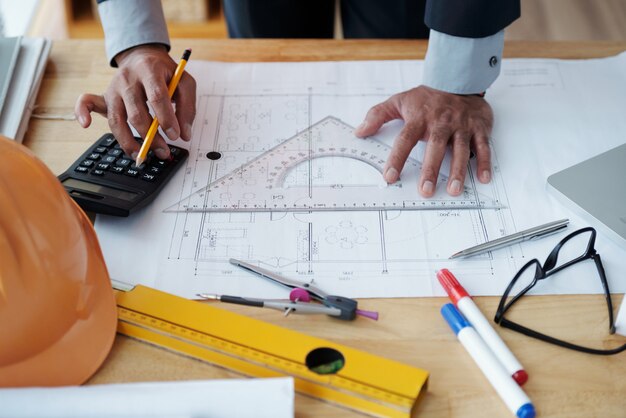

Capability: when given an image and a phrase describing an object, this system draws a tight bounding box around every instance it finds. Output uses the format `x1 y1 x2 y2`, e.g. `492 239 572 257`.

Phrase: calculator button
74 166 89 173
110 166 125 174
125 168 140 177
80 160 95 168
96 162 110 170
87 153 101 161
116 158 132 167
130 162 145 171
141 173 156 182
103 155 117 164
169 146 180 157
147 166 162 174
113 143 122 150
107 149 123 157
91 169 105 176
94 146 108 153
153 159 169 168
99 136 116 147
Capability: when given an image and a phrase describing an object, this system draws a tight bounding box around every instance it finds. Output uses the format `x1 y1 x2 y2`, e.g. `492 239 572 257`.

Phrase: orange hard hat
0 136 117 387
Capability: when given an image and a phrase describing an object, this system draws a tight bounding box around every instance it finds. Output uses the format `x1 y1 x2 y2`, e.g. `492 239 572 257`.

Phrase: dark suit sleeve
425 0 520 38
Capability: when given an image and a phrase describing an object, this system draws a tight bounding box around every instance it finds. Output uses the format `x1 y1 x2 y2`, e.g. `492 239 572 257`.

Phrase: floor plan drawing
155 86 521 299
96 58 626 300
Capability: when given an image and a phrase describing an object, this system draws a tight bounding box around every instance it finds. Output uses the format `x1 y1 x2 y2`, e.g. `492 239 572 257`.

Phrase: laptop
547 143 626 246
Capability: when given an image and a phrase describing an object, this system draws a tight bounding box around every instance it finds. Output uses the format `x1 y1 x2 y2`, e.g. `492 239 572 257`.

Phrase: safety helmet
0 136 117 387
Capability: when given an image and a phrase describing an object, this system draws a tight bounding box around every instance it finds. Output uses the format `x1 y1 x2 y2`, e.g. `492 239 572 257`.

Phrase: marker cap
517 403 536 418
437 269 469 304
441 303 470 335
513 370 529 385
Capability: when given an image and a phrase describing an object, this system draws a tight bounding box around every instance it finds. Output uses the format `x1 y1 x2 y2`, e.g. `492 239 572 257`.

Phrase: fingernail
131 151 139 160
184 123 193 140
78 115 87 126
166 127 179 141
384 167 399 183
355 121 368 135
422 180 434 195
450 179 462 195
481 170 491 183
155 147 170 159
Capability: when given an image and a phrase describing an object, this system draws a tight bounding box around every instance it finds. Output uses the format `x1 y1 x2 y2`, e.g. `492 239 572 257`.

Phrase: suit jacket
426 0 520 38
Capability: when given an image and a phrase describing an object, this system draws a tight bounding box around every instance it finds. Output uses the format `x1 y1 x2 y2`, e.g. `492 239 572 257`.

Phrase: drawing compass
227 258 379 321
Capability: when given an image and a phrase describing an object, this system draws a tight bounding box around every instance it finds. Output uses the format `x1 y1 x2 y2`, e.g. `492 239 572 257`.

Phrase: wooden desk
24 40 626 418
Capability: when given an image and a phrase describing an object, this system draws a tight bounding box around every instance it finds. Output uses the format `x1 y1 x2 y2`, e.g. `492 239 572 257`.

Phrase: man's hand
354 86 493 197
74 44 197 159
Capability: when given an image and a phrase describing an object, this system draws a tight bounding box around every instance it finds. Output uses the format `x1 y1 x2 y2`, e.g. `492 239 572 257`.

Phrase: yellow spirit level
114 283 428 418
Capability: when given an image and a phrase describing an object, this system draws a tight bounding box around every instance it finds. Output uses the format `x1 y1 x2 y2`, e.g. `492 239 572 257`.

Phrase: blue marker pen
441 304 536 418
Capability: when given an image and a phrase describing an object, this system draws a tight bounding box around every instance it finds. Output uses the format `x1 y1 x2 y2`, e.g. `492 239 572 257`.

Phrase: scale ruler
165 116 501 213
115 284 428 418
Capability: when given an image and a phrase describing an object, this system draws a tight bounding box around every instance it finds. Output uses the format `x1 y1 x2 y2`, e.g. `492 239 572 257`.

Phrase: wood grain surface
23 40 626 418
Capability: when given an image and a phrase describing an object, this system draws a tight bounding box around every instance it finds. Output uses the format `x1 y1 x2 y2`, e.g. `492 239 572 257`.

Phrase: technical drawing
95 58 626 299
158 90 522 299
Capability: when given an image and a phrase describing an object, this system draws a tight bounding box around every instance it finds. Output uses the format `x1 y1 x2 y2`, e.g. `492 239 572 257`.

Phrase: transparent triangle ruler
165 116 501 213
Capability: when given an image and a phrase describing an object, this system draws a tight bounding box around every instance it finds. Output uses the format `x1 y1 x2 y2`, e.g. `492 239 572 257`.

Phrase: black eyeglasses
494 227 625 355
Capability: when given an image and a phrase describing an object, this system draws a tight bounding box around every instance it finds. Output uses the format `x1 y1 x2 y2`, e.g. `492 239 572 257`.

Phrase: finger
173 73 197 141
150 131 172 160
121 85 151 136
419 128 451 197
74 94 107 128
143 76 180 141
383 121 425 183
472 133 492 183
121 86 170 160
354 98 400 138
105 95 140 158
447 131 471 196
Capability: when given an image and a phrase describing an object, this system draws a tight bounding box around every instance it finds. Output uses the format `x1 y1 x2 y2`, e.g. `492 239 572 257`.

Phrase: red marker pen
437 269 528 385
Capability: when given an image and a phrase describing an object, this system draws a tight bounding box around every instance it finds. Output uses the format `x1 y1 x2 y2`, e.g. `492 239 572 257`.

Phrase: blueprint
95 54 626 300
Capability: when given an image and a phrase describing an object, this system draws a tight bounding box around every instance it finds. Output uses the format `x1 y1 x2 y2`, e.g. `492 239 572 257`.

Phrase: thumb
354 99 399 138
74 93 107 128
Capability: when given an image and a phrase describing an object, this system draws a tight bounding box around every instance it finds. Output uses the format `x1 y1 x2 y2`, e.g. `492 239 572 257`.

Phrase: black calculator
58 133 188 217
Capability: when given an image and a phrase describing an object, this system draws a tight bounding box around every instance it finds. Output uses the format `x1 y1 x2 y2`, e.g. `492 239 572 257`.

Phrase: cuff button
489 56 499 67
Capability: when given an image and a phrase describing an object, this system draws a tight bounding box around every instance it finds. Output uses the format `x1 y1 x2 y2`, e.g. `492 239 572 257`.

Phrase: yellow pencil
135 48 192 166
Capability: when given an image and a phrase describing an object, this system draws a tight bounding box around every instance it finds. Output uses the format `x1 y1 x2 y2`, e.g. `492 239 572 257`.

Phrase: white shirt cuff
423 29 504 95
98 0 171 67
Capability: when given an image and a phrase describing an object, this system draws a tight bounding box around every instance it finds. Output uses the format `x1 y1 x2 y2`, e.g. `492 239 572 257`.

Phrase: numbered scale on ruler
165 116 501 213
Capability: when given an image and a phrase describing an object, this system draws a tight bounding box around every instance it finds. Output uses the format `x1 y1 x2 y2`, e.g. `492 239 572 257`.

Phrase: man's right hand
74 44 197 159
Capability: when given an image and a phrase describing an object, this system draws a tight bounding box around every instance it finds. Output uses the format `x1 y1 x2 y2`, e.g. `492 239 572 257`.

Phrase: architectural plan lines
158 85 520 299
95 57 626 300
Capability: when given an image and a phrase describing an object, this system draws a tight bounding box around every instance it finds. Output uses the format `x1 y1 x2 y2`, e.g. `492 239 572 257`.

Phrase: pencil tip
135 157 144 167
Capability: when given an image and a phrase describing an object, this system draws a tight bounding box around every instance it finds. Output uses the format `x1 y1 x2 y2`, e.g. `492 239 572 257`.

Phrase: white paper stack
0 377 295 418
0 36 51 142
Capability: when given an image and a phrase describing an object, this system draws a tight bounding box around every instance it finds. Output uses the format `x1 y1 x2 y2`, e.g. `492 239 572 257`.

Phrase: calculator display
62 178 140 201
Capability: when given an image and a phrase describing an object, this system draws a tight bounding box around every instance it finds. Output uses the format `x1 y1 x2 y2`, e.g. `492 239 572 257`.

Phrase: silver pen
449 219 570 259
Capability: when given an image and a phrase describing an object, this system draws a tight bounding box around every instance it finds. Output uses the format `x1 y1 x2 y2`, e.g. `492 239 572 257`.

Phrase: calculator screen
62 178 140 201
